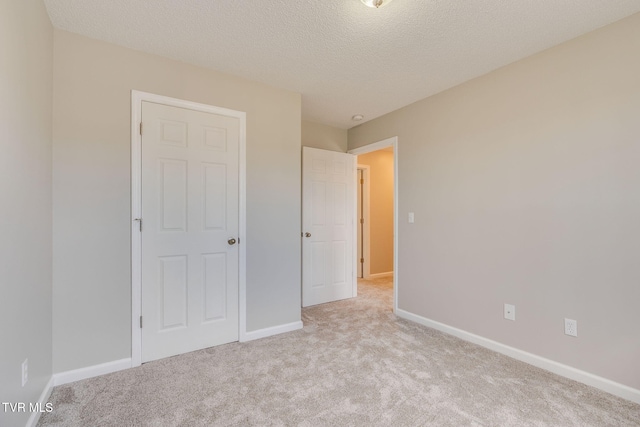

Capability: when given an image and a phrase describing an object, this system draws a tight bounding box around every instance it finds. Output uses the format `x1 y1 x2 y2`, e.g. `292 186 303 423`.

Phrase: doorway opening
349 137 398 313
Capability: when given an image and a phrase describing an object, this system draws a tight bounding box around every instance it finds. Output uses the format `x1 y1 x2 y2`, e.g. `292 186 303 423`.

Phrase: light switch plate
504 304 515 321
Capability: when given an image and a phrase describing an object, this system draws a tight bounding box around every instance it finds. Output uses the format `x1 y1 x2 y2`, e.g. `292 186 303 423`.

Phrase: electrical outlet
22 359 28 387
504 304 515 321
565 318 578 337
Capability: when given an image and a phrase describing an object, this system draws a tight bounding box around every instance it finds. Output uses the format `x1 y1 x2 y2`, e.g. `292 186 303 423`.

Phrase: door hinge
139 316 143 328
360 178 364 184
360 218 364 224
360 258 364 264
134 218 142 232
139 122 143 135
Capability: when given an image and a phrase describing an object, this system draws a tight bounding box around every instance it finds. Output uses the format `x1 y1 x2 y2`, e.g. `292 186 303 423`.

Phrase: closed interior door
302 147 356 307
141 101 239 363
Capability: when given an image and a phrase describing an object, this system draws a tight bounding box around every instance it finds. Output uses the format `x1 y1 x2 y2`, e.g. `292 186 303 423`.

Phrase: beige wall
52 30 302 373
0 1 53 426
302 120 348 152
357 150 394 275
349 14 640 390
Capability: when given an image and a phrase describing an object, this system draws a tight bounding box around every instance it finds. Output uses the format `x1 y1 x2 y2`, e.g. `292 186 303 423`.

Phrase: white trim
25 376 54 427
396 309 640 404
366 271 394 279
131 90 247 365
131 92 142 367
242 321 303 342
354 167 360 284
238 111 247 342
53 358 132 387
351 155 358 298
348 136 398 314
356 165 371 279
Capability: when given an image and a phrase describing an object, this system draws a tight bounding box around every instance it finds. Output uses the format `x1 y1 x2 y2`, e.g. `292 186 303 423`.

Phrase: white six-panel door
302 147 356 307
141 101 239 362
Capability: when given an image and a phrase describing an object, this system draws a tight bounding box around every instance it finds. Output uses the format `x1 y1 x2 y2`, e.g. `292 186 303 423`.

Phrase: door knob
304 232 311 238
228 238 237 245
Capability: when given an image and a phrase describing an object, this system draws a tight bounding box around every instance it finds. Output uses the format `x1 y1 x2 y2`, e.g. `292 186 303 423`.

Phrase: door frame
348 136 398 314
356 165 371 278
130 90 247 367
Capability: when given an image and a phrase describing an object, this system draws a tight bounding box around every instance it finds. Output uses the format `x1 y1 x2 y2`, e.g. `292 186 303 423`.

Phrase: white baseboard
25 376 54 427
241 321 303 342
366 271 394 279
53 358 132 387
396 309 640 405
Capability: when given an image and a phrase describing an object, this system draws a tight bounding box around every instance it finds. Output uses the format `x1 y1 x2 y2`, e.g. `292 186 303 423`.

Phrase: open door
302 147 356 307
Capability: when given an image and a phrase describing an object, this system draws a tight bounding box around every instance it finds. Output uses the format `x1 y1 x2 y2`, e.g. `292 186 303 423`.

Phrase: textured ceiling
44 1 640 129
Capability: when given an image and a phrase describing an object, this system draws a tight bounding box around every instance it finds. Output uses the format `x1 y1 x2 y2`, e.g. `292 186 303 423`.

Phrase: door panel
302 147 356 307
159 159 187 231
203 164 227 230
203 253 227 321
158 255 188 330
141 101 239 363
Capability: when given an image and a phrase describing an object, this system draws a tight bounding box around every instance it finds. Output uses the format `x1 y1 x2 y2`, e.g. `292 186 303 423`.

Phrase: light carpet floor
39 276 639 426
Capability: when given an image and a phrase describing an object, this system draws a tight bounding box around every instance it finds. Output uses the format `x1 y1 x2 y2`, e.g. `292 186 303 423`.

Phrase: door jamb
356 165 371 279
130 90 247 367
348 137 398 314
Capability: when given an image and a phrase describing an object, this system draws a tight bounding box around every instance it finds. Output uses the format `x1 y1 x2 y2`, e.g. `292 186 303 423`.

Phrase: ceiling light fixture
352 114 364 121
360 0 393 8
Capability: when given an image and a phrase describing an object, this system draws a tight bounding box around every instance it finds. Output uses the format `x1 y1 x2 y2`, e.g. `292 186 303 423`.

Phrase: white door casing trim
348 137 398 314
131 90 247 367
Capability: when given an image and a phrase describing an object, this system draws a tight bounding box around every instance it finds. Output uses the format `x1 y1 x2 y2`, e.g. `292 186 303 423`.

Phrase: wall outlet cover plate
564 318 578 337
